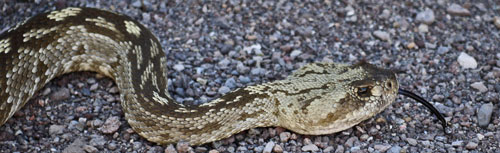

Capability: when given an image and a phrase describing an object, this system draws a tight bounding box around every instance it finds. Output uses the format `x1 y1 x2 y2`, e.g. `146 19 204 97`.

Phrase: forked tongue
398 89 448 132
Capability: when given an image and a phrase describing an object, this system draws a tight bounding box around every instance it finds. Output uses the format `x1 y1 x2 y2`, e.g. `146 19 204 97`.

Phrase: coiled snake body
0 8 444 145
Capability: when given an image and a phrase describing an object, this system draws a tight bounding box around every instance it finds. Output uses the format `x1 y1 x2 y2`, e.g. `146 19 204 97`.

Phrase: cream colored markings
149 39 160 58
159 56 171 97
124 20 141 37
152 92 169 105
199 98 226 107
132 45 143 70
140 64 153 90
47 7 82 21
225 95 243 104
85 17 120 34
173 107 198 113
0 38 11 54
22 26 60 42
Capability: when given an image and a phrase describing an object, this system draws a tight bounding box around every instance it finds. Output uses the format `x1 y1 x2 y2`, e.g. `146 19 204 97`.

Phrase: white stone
416 9 435 24
301 144 319 152
457 52 477 69
373 31 390 41
263 141 275 153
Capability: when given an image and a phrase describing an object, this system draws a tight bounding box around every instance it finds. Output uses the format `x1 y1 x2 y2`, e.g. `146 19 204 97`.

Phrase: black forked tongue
398 89 448 132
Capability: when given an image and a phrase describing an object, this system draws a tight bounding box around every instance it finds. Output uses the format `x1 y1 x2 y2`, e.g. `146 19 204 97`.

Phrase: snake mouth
398 89 448 132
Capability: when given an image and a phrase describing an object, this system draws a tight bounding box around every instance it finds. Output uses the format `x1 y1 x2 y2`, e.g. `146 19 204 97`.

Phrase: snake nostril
386 81 392 89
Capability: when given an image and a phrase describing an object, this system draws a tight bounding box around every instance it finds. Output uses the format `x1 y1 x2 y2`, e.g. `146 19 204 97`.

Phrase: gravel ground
0 0 499 152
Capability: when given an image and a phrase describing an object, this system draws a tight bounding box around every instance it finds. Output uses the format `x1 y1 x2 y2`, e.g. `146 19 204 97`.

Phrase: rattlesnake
0 7 446 145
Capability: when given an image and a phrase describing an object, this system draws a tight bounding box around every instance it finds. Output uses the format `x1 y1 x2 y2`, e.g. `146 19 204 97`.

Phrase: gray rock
350 146 360 152
452 140 463 147
465 142 478 150
238 76 251 84
406 138 418 146
62 138 86 153
50 87 70 101
335 145 344 153
477 103 493 127
89 135 106 148
471 82 488 92
218 86 230 94
447 3 471 16
324 146 334 152
387 146 401 153
437 46 450 54
250 68 265 75
380 9 391 19
99 116 121 134
263 141 275 153
49 125 65 135
176 141 191 153
301 144 319 152
253 146 264 152
83 145 98 153
373 31 390 41
218 58 231 67
273 145 283 153
416 9 435 24
165 144 177 153
224 77 237 89
290 50 302 59
173 64 185 72
374 144 391 152
418 24 429 33
279 132 291 142
457 52 478 69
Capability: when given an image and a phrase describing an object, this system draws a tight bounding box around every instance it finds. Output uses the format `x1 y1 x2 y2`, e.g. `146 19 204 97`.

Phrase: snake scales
0 7 446 145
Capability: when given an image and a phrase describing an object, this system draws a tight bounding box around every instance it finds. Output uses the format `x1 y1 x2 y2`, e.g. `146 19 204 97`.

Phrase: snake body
0 8 400 145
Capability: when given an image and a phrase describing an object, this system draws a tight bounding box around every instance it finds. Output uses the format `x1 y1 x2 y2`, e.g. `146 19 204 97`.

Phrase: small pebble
99 116 121 134
335 145 344 153
406 138 418 146
165 144 177 153
218 86 230 94
279 132 291 142
452 140 463 147
176 141 191 153
416 9 435 24
323 146 334 152
465 142 478 150
273 145 283 153
387 146 401 153
471 82 488 92
373 30 390 41
418 24 429 33
374 144 391 152
457 52 478 69
406 42 416 49
301 144 319 152
447 3 471 16
50 87 70 101
494 16 500 29
49 125 65 135
263 141 275 153
477 103 494 127
173 64 185 72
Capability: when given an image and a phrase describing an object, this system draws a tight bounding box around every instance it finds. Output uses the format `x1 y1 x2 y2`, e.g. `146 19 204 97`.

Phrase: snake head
275 61 399 135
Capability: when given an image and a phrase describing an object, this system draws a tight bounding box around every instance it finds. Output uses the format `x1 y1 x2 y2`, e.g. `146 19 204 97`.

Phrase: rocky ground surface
0 0 499 153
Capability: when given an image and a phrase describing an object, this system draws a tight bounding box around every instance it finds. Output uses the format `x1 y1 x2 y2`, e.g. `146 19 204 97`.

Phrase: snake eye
356 86 371 97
